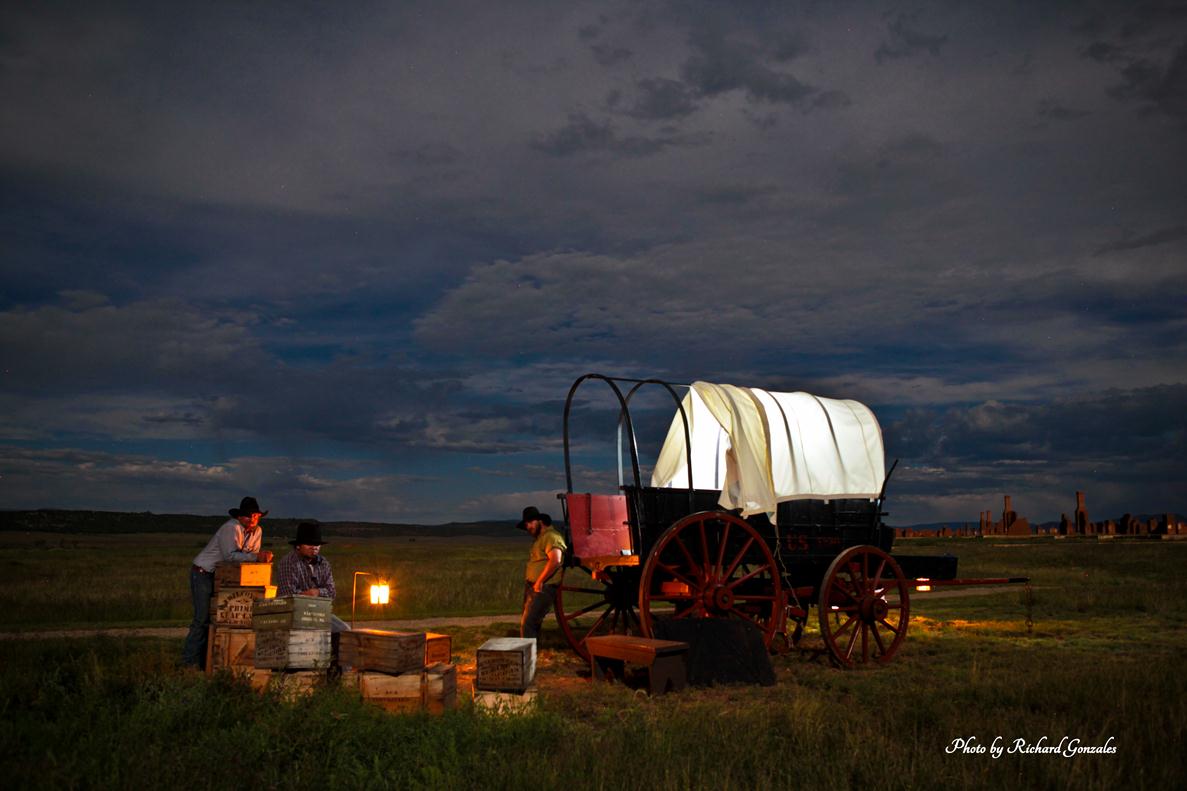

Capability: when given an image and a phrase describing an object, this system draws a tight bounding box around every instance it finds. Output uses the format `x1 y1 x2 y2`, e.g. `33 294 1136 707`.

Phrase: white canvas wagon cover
649 382 886 522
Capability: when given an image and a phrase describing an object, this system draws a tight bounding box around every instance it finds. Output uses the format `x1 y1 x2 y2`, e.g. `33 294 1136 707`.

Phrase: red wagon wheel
554 565 641 661
818 545 910 668
637 511 782 646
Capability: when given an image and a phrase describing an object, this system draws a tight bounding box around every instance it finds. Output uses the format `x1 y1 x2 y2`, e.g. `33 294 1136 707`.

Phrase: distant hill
0 509 519 539
888 514 1182 532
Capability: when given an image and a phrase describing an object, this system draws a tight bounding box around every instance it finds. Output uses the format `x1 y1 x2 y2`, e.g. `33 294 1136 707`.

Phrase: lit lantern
915 577 932 593
370 583 390 605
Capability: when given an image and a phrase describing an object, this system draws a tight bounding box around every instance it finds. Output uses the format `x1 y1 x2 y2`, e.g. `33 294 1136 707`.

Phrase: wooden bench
585 635 689 695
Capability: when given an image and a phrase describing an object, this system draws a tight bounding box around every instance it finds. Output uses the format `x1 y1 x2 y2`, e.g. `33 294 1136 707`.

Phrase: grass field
1 533 1185 789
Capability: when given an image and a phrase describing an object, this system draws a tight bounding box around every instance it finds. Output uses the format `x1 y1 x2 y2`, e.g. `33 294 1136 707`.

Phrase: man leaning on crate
520 506 567 640
180 496 273 669
275 521 350 633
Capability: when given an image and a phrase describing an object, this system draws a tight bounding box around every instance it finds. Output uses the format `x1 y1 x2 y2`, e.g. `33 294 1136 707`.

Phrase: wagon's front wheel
638 511 782 647
554 565 641 661
818 545 910 668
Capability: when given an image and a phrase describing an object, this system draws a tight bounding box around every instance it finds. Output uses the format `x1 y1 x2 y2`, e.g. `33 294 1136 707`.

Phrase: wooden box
252 595 332 631
339 629 426 674
360 671 424 713
425 632 452 665
214 561 273 589
476 637 537 692
254 629 332 670
251 669 323 698
473 684 538 713
211 586 268 627
425 663 457 714
206 626 255 675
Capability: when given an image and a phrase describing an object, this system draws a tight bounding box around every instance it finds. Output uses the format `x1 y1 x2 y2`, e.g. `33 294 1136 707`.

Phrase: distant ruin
895 491 1186 538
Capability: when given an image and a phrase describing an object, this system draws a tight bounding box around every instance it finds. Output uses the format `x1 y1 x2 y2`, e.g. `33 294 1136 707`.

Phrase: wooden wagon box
206 625 255 674
338 629 426 674
211 587 268 627
476 637 537 692
254 629 332 670
252 595 332 631
360 671 425 713
214 561 273 589
425 662 457 714
425 632 452 665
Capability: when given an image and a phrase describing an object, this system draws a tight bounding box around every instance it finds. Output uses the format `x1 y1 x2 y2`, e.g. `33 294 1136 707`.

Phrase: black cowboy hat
229 496 268 518
290 522 326 546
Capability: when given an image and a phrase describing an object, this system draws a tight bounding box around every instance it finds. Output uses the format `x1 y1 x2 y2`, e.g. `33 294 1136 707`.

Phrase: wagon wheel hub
858 594 889 623
706 584 735 612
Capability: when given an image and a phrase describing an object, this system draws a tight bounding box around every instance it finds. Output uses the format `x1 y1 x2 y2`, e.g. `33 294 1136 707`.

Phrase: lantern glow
370 583 390 605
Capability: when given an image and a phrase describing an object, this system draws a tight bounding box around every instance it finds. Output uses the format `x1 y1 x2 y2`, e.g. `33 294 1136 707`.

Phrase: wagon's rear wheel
554 565 640 661
818 545 910 668
638 511 782 647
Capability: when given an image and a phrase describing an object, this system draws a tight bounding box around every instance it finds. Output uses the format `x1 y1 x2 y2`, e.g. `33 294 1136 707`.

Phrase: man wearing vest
519 505 567 640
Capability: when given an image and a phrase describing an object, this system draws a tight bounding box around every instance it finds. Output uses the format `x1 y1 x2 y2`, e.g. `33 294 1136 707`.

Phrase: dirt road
0 586 1026 641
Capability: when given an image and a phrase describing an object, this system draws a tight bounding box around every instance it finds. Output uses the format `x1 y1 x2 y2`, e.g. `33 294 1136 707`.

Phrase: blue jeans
520 582 557 639
181 567 213 668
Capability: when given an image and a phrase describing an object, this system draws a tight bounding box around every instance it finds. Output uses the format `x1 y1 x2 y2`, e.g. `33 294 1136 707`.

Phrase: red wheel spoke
832 614 858 638
877 618 901 635
579 606 613 643
715 522 731 578
843 622 860 661
698 520 710 575
565 600 607 620
722 536 756 580
872 558 887 590
725 608 766 630
673 601 699 619
725 563 774 590
655 561 699 589
871 622 888 655
672 534 699 574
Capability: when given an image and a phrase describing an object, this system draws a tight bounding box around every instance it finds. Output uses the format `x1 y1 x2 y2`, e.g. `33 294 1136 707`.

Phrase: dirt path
0 586 1025 641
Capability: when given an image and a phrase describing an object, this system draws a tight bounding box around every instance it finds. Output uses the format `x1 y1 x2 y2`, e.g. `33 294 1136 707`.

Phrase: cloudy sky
2 1 1185 525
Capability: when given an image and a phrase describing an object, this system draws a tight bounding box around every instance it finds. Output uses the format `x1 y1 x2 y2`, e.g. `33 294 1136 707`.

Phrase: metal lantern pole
351 570 372 629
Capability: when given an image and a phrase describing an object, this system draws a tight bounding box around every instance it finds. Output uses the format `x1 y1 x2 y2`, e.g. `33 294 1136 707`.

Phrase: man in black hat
275 521 349 632
520 506 567 640
181 496 273 669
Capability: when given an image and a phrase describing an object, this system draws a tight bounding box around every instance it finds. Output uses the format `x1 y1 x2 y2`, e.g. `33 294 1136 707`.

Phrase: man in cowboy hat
275 521 349 632
181 496 273 669
520 506 567 640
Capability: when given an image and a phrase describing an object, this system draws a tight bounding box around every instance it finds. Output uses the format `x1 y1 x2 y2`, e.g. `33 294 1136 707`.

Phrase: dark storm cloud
1094 224 1187 255
3 1 1187 524
1036 98 1091 120
610 78 700 120
874 12 947 64
530 112 709 157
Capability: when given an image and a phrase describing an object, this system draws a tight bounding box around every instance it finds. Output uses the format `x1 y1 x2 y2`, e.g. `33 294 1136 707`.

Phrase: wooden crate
473 683 538 714
206 626 255 675
339 629 425 674
211 587 268 627
252 595 332 631
360 671 424 713
476 637 536 692
425 663 457 714
214 561 273 589
254 629 332 670
251 669 323 698
425 632 452 665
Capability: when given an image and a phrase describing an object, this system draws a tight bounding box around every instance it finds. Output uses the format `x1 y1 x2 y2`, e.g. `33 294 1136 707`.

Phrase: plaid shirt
275 550 336 600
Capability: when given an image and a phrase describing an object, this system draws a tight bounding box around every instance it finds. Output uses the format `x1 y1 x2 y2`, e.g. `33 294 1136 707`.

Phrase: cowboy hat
289 522 326 546
229 496 268 518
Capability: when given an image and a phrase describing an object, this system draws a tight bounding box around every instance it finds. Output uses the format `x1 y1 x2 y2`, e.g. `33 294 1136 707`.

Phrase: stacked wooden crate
205 561 273 677
339 628 456 713
474 637 537 711
251 594 332 693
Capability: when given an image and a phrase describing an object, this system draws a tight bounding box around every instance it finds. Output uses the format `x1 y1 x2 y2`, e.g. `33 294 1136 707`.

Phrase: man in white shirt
180 496 273 669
